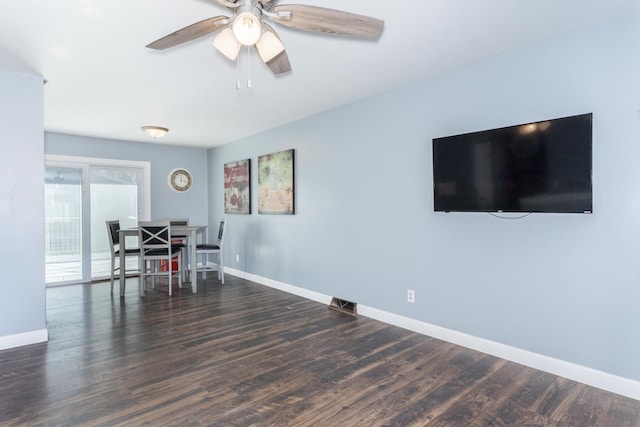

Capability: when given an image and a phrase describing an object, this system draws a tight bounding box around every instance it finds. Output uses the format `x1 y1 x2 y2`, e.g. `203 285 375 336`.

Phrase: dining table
118 224 208 297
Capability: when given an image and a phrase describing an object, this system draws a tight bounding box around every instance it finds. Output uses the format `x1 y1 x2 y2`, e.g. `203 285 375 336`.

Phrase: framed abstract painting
224 159 251 214
258 149 294 215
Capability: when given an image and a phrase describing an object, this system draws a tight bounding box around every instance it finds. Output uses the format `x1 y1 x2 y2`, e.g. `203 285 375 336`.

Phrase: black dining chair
196 218 226 284
169 218 189 280
138 220 183 296
105 220 141 295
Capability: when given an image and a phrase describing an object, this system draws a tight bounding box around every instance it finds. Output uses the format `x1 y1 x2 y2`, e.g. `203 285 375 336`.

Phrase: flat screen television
432 113 593 213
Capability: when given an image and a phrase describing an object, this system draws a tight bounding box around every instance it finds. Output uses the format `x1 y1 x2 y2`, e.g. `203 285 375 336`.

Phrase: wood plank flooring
1 275 639 426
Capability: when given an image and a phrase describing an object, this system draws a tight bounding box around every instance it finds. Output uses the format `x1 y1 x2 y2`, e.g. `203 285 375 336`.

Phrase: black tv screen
432 113 593 213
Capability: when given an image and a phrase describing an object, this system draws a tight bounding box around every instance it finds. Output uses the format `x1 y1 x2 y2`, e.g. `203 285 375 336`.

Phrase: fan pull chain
236 51 241 90
247 45 252 89
234 46 253 89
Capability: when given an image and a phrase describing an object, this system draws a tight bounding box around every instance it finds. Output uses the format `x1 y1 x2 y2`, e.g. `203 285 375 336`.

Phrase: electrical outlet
407 289 415 303
236 254 240 263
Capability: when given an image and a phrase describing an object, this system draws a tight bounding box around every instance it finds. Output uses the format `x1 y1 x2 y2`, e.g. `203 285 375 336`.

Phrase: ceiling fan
146 0 384 75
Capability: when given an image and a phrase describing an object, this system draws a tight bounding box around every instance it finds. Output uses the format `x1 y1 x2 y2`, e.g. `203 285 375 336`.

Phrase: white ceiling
1 0 638 148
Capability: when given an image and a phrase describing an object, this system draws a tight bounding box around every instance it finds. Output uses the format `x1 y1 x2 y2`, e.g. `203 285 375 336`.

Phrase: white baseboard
226 267 332 306
357 305 640 401
0 329 48 351
224 267 640 401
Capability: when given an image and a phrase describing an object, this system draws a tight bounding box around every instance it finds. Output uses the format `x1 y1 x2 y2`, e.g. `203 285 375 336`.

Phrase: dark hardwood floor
1 275 639 426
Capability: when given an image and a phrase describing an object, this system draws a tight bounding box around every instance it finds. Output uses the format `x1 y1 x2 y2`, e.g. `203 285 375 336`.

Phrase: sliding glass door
45 156 150 285
89 166 143 279
44 166 84 283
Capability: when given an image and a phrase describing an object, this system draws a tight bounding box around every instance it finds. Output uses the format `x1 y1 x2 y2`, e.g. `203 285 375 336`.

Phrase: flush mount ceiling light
141 126 169 139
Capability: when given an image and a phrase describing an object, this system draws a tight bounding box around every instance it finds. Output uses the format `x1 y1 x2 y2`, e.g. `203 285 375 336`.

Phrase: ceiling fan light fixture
232 11 262 46
145 1 385 77
255 30 285 63
213 28 241 60
141 126 169 139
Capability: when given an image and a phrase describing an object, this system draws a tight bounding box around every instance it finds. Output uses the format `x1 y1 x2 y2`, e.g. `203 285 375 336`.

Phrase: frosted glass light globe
232 12 262 46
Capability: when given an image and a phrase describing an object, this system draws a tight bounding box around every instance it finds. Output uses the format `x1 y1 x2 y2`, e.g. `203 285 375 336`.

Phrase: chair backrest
106 220 121 252
216 218 226 249
169 218 189 242
138 221 172 254
170 218 189 227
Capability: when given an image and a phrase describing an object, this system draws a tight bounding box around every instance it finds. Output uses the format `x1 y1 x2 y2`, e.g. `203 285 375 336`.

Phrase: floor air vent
329 297 357 316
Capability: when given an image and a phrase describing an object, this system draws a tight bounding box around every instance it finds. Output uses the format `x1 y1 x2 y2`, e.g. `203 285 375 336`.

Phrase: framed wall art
224 159 251 214
258 149 294 215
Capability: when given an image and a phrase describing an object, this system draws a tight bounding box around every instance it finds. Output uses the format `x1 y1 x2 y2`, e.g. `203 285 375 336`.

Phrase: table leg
119 248 126 297
190 228 197 293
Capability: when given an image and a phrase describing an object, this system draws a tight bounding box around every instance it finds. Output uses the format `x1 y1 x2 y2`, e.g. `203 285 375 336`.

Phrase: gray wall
208 11 640 381
0 63 46 337
46 133 209 225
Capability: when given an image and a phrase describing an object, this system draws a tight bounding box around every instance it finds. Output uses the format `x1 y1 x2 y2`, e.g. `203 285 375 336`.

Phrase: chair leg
202 252 208 280
140 259 147 296
216 253 221 280
168 260 172 296
137 256 143 296
219 252 224 284
182 249 188 282
152 261 157 289
110 255 116 295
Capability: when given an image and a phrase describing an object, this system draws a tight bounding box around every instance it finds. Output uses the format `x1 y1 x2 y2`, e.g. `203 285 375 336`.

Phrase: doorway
45 156 150 285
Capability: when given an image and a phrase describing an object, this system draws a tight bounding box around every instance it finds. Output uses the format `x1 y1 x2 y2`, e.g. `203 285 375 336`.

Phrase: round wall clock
168 168 193 192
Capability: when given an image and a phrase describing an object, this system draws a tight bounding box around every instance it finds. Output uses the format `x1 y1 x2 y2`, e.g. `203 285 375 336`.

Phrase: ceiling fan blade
265 50 292 75
272 5 384 38
255 23 291 75
146 16 229 50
